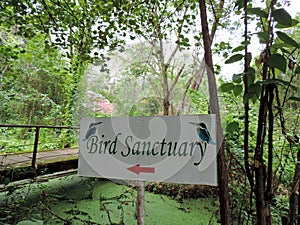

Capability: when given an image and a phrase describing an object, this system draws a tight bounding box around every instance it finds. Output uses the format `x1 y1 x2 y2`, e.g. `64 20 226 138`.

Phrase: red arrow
127 164 155 175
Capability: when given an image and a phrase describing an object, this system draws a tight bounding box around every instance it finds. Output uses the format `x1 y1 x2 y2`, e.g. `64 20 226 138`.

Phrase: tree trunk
243 0 254 194
254 77 268 225
288 147 300 225
266 85 275 225
198 1 232 224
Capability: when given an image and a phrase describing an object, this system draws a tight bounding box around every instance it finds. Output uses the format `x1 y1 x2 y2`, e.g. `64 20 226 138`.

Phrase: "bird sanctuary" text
85 133 207 166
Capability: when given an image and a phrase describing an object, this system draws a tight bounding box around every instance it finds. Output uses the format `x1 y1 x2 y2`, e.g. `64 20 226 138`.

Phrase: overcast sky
286 0 300 17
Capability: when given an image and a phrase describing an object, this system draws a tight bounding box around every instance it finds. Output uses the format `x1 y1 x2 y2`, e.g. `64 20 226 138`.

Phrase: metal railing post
31 126 40 168
0 124 79 168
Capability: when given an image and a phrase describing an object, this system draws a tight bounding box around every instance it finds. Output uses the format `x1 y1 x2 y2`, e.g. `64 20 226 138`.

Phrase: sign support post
136 181 145 225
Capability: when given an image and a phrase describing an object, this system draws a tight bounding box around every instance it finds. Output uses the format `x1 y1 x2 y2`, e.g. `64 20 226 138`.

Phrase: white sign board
78 115 217 186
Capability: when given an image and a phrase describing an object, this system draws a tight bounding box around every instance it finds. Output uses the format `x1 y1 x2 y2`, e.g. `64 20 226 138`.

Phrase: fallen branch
40 201 69 223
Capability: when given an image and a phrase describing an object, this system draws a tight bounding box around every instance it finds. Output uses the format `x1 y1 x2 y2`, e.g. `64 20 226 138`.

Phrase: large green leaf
273 8 292 26
259 78 298 91
225 54 243 64
295 66 300 74
232 73 244 83
241 40 251 46
232 45 244 53
275 19 299 28
244 82 262 103
271 43 293 51
17 220 43 225
268 54 286 72
257 32 269 44
233 85 243 96
248 82 262 95
243 93 258 104
219 82 234 92
248 7 268 18
276 31 299 48
244 82 262 104
226 121 240 133
235 0 244 10
247 67 256 85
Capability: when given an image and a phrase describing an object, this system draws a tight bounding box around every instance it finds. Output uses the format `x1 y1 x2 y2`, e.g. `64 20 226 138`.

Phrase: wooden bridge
0 124 80 185
0 148 78 168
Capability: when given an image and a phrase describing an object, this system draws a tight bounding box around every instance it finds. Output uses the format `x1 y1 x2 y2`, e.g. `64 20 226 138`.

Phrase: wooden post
31 127 40 168
136 181 145 225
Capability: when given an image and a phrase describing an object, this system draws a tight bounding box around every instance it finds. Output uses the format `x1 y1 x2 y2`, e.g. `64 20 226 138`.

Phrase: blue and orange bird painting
82 121 102 141
189 122 216 145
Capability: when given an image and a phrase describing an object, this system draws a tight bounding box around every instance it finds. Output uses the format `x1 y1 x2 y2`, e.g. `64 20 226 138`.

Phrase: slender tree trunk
254 0 278 222
288 147 300 225
266 84 275 225
199 1 231 224
161 53 170 116
191 0 224 91
254 71 268 225
298 184 300 225
242 4 254 222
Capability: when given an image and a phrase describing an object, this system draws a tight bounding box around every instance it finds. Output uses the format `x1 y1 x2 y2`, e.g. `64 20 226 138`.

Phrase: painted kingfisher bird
82 121 102 141
189 122 216 145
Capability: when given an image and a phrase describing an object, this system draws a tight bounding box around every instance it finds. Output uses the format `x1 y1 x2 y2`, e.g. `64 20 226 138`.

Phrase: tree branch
169 64 185 99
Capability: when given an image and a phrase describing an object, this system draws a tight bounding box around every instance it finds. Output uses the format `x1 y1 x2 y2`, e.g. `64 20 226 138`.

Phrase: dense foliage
220 1 300 224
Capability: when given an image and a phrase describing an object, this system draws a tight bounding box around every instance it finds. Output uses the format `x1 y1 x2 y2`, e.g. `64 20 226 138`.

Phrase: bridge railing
0 124 79 168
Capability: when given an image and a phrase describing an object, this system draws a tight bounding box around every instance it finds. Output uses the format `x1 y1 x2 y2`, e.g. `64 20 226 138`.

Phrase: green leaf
275 19 299 28
276 31 299 48
295 66 300 74
244 92 258 104
235 0 244 10
257 32 269 43
268 54 286 72
247 67 256 84
219 82 234 92
232 45 244 53
226 121 240 133
232 73 244 83
289 96 300 102
244 82 261 103
258 78 280 85
233 85 243 96
270 43 292 51
241 40 251 46
248 82 262 95
17 220 43 225
273 8 292 26
225 54 243 64
248 7 268 18
258 78 298 91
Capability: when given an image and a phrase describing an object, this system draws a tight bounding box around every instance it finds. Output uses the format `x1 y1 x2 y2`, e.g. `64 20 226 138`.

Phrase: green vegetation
0 176 219 224
0 127 78 154
0 0 300 224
